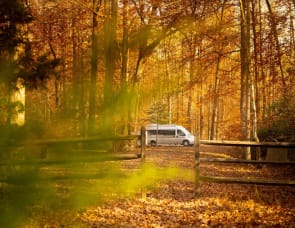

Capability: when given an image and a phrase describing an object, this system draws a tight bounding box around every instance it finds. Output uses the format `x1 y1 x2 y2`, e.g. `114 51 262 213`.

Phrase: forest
1 0 295 141
0 0 295 227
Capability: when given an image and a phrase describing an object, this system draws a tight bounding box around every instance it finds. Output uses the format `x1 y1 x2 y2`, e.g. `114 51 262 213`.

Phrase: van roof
146 124 181 128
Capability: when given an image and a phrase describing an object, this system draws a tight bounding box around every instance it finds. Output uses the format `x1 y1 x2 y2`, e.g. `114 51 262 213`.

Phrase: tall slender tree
265 0 286 92
102 0 118 133
239 0 251 159
88 0 101 136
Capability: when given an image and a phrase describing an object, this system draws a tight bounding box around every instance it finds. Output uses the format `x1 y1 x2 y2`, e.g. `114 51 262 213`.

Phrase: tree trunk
72 15 85 136
210 0 226 140
199 86 204 140
289 0 295 59
239 0 251 159
120 0 129 136
88 0 100 136
103 0 117 132
187 56 194 131
265 0 286 92
210 55 221 140
250 0 260 160
121 0 128 86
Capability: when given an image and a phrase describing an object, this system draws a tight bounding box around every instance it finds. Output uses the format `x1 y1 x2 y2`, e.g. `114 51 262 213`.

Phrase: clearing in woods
26 146 293 227
77 145 295 227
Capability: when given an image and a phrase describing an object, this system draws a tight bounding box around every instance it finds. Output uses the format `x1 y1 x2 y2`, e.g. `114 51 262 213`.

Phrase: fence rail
200 140 295 148
195 138 295 197
1 135 138 146
200 176 295 186
0 127 146 174
201 158 295 165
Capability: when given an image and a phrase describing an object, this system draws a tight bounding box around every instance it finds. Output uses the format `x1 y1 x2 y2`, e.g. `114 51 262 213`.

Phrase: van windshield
177 129 185 136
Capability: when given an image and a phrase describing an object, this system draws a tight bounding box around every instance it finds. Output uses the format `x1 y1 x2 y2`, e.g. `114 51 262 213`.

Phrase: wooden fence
8 127 145 155
0 127 146 184
194 137 295 197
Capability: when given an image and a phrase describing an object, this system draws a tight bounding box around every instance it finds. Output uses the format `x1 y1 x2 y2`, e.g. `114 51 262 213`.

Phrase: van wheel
183 140 190 146
150 141 157 147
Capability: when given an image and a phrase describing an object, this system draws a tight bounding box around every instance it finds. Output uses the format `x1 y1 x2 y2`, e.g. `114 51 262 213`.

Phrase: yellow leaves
76 147 295 227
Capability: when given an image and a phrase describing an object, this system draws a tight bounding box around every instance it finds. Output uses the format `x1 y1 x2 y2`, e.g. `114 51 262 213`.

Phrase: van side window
177 129 185 136
147 130 157 135
147 130 175 135
159 130 175 135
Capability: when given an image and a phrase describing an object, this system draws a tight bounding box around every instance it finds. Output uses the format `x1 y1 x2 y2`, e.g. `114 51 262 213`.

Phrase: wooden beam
0 153 141 166
200 140 295 148
195 133 200 198
140 126 146 161
3 135 138 146
200 175 295 186
201 158 295 165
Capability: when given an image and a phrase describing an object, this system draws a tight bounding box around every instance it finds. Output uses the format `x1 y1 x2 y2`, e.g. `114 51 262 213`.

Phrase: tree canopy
1 0 294 141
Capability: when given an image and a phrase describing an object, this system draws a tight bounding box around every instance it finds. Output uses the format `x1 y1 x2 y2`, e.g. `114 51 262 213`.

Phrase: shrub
258 94 295 141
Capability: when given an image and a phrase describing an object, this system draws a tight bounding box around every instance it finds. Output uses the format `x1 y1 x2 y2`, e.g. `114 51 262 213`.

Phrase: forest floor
75 146 295 227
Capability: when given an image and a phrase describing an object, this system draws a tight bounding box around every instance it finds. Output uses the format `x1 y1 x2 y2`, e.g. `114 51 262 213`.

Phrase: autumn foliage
5 0 292 140
1 0 295 227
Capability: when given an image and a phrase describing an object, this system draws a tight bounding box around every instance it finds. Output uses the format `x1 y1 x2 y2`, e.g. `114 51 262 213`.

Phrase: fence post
194 132 200 198
140 126 146 161
140 126 146 198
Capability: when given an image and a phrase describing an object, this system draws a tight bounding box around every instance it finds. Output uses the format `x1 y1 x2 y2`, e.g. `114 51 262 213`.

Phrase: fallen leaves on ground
78 193 294 227
77 146 295 227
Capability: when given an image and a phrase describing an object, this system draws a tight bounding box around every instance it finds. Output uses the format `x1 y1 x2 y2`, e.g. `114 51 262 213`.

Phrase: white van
144 124 195 146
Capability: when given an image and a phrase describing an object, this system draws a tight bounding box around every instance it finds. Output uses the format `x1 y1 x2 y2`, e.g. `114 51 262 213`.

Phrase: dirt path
78 146 295 227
